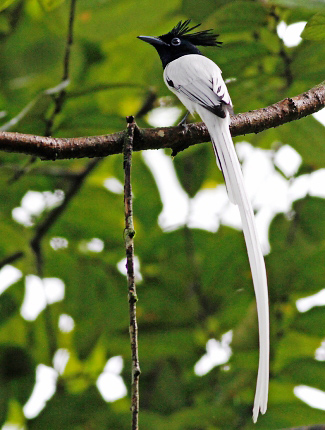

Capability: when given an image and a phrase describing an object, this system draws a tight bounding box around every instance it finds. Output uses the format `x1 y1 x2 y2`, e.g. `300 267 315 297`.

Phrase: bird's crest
160 19 222 47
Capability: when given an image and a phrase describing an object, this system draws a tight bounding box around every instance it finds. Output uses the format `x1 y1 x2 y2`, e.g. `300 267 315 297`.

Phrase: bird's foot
177 111 190 127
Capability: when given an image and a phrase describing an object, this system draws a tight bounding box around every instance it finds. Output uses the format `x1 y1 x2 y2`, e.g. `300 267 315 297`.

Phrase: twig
0 80 71 134
0 80 324 160
0 251 24 270
270 8 293 89
29 0 78 274
28 1 80 354
29 157 101 358
62 0 76 83
5 0 77 183
30 157 101 257
44 0 77 137
4 81 69 183
2 163 82 178
123 116 140 430
135 88 157 118
0 96 41 133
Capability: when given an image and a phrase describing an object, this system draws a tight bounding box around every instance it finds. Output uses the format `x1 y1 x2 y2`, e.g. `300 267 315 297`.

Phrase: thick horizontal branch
285 426 325 430
0 82 324 160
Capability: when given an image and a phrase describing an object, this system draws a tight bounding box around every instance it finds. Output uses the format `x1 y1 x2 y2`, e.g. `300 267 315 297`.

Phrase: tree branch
29 157 101 358
0 251 24 270
123 116 140 430
0 81 324 160
284 426 325 430
30 158 101 258
270 8 293 89
5 0 78 184
44 0 77 137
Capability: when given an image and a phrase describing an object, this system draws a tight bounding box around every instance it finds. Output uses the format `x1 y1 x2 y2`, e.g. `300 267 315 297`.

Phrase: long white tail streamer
197 107 269 422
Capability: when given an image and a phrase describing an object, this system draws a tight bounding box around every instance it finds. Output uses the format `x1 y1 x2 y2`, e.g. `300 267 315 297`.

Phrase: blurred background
0 0 325 429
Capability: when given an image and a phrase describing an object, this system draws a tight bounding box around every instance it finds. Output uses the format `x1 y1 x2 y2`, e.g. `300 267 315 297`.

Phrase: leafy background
0 0 325 429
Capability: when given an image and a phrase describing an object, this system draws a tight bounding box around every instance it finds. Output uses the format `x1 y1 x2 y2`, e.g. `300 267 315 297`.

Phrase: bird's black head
138 20 222 69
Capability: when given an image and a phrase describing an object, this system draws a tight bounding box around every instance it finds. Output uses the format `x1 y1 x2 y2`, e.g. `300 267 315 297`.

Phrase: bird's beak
137 36 168 46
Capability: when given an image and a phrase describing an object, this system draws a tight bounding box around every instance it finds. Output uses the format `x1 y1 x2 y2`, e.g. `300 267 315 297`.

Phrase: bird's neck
156 47 202 69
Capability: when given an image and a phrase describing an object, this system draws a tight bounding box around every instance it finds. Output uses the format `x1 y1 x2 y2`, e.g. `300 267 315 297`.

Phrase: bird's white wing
164 53 269 423
164 54 232 116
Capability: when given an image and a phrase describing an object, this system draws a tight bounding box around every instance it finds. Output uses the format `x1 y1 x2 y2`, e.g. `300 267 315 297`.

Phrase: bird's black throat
157 44 202 69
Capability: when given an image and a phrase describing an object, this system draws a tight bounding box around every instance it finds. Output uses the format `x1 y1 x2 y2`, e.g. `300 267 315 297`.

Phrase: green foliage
0 0 16 13
269 0 325 11
38 0 67 11
212 1 268 34
0 0 325 429
302 13 325 40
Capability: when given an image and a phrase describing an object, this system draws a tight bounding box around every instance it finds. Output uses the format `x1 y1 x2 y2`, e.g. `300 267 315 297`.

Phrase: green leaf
37 0 66 11
275 116 325 169
51 181 124 245
173 145 211 197
181 0 220 22
27 387 114 430
294 197 325 242
253 402 325 429
0 15 10 34
295 306 325 337
0 312 27 348
274 331 322 372
268 197 325 298
0 345 36 405
268 0 325 11
302 13 325 40
292 40 325 84
281 358 325 392
213 1 268 34
0 384 9 426
75 0 182 42
0 0 16 12
45 250 127 360
164 403 234 429
149 361 187 413
0 293 18 325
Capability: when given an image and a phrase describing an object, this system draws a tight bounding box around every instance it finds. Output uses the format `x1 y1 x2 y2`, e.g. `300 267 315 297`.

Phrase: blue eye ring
171 37 181 46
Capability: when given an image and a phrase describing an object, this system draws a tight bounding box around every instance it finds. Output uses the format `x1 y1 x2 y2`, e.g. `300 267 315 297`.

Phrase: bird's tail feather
197 108 269 423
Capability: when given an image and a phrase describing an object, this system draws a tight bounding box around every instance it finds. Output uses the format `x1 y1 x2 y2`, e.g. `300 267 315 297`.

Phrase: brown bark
0 81 324 160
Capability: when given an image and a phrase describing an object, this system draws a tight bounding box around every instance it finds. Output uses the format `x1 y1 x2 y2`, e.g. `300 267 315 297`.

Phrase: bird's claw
177 111 190 127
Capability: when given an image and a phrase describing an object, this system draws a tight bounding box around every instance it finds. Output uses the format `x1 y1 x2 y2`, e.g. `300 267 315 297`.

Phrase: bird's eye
171 37 181 46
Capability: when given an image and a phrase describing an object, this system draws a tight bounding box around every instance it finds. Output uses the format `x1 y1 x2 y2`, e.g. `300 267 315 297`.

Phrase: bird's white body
164 54 269 422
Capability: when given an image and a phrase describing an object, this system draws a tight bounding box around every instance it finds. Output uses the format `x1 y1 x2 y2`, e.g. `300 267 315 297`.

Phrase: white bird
138 20 269 422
